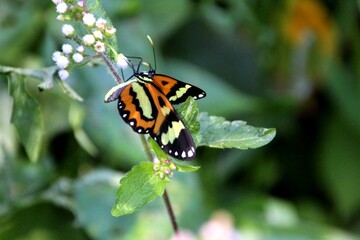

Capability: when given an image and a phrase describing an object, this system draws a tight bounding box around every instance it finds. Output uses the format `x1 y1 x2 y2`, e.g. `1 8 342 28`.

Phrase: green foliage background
1 0 360 239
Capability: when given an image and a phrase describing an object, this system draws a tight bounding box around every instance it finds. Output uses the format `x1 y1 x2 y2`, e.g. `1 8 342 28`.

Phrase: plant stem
140 136 179 233
101 55 179 234
140 135 153 161
163 189 179 233
101 53 123 84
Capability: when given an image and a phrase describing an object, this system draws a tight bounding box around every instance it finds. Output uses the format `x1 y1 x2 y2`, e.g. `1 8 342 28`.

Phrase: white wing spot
169 150 172 154
137 129 142 133
174 151 178 156
123 114 127 118
181 151 186 158
191 147 195 152
161 145 164 149
129 121 135 126
145 129 149 133
154 136 157 140
188 150 194 157
193 96 198 99
198 94 204 98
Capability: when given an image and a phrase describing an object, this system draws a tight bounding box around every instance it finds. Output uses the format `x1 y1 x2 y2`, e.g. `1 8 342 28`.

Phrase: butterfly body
105 69 206 160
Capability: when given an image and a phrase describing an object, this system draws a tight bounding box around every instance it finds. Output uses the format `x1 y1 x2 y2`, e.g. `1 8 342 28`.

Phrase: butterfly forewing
152 74 206 104
118 82 156 134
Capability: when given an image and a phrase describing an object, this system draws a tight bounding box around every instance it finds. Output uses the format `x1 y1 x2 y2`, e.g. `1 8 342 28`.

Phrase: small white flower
76 45 84 53
62 44 73 54
52 0 63 4
55 55 69 69
52 51 62 62
83 13 96 27
82 34 95 45
96 18 107 30
58 69 69 80
72 53 83 63
77 0 85 7
92 30 103 40
94 41 105 53
62 24 74 36
116 54 128 69
105 26 116 36
56 2 68 14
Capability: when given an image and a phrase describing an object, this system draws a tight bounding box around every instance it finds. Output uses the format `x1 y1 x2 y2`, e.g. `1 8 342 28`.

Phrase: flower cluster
51 0 120 80
153 160 177 179
52 44 84 80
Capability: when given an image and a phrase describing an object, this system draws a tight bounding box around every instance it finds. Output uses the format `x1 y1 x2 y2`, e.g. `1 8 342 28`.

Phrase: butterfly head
136 68 155 78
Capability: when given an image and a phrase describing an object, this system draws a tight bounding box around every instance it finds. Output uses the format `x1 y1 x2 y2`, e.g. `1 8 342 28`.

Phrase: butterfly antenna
147 35 157 71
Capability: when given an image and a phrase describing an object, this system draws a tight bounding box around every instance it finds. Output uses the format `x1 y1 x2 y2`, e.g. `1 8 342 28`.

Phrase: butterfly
104 58 206 160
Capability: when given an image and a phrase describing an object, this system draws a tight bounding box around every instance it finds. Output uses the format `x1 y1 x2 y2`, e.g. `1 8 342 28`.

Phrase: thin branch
163 189 179 233
101 53 123 84
140 135 153 161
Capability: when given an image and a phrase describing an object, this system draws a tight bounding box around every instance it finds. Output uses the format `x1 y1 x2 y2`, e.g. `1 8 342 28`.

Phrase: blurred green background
1 0 360 239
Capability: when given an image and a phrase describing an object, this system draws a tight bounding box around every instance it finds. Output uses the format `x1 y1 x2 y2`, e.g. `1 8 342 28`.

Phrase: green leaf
177 97 200 134
0 65 83 101
174 163 200 173
8 73 43 162
55 77 84 102
0 65 57 90
69 104 98 157
197 113 276 149
148 137 168 160
112 162 169 217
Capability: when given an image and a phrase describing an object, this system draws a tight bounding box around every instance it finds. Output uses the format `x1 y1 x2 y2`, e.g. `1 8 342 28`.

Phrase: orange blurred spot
283 0 335 54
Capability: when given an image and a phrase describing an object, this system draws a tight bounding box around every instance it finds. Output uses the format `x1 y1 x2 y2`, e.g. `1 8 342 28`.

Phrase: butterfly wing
145 82 196 160
151 74 206 104
116 80 196 160
117 82 156 134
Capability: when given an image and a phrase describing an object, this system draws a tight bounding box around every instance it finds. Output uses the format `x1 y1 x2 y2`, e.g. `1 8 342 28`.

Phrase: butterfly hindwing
151 110 196 160
144 81 196 160
151 74 206 104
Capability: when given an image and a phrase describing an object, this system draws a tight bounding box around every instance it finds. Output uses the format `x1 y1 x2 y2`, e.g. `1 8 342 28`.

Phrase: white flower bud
105 26 116 36
82 34 95 45
72 53 83 63
55 55 69 69
56 2 67 14
52 51 62 62
115 53 128 69
76 45 84 53
94 41 105 53
58 69 69 80
52 0 63 5
92 30 103 40
62 24 74 36
96 18 107 30
82 13 96 27
77 0 85 7
62 44 73 54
